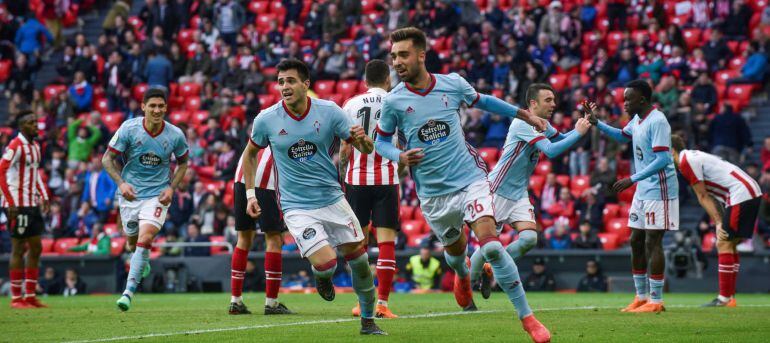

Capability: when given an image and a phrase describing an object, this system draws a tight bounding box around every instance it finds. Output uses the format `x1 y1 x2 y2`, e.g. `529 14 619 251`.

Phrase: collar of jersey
282 97 312 121
404 73 436 97
638 106 656 124
143 119 165 138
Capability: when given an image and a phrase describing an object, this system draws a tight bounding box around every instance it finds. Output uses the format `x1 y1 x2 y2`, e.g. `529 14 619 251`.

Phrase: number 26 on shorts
466 200 484 219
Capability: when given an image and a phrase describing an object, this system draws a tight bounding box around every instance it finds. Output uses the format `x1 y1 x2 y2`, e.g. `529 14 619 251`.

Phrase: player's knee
518 230 538 250
265 233 283 251
480 239 504 262
27 243 42 256
715 239 733 252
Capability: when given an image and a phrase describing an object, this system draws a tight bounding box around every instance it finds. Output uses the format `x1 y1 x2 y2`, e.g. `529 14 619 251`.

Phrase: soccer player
469 84 593 298
0 111 51 309
228 147 293 315
670 135 763 307
104 88 189 311
375 27 550 342
340 59 402 319
241 59 385 335
585 80 679 313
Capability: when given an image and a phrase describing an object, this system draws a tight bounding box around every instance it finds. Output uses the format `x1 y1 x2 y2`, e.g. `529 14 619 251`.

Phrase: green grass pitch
2 292 770 342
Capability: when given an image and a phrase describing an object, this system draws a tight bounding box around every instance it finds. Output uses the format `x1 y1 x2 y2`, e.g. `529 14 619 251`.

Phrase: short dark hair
276 58 310 81
579 220 591 227
143 88 167 103
389 27 427 51
671 134 686 152
625 79 652 103
16 109 35 126
525 83 555 107
365 59 390 86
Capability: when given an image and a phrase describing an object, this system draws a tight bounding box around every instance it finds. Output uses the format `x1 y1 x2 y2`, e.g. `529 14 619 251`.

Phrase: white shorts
118 197 169 236
627 195 679 231
420 178 495 246
493 193 536 234
284 198 364 258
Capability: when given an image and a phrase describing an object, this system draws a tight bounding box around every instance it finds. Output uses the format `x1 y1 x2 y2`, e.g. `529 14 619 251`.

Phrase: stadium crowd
0 0 769 271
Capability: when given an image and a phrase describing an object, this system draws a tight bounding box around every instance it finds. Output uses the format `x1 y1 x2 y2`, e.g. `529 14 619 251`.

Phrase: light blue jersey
250 98 353 211
377 73 488 198
108 118 188 199
622 108 678 200
489 120 559 201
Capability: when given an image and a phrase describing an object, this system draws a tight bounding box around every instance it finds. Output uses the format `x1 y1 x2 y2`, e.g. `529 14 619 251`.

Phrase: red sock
264 251 282 300
376 241 396 303
717 253 735 298
10 269 23 300
230 247 248 298
24 268 39 299
733 252 740 296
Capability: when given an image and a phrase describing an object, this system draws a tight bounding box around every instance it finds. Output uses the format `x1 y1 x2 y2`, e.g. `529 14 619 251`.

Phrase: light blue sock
124 246 150 297
481 240 532 319
444 250 469 278
649 277 664 303
632 272 648 300
505 230 537 261
469 248 485 283
348 253 376 319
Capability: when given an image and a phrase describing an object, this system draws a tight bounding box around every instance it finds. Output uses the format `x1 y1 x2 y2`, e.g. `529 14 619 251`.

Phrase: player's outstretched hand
246 197 262 218
40 200 50 215
119 182 137 201
350 125 367 142
158 188 173 206
612 178 633 193
400 148 424 166
518 109 548 132
575 117 592 135
583 101 599 125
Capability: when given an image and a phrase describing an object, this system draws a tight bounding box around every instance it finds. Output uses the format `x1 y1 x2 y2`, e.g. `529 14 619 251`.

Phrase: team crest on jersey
636 146 643 161
405 106 415 114
279 129 288 135
441 94 449 108
140 152 162 166
288 139 318 162
313 120 321 134
418 120 450 145
302 228 316 240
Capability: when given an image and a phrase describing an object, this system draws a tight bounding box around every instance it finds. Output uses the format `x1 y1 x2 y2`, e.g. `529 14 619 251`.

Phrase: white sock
123 290 134 298
231 296 243 304
377 299 388 307
265 297 278 307
718 295 730 303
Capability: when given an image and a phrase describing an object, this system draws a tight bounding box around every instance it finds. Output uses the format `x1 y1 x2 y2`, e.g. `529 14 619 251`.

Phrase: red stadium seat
606 31 623 55
430 36 448 51
258 94 276 109
402 220 425 236
598 233 619 250
556 174 570 188
728 57 746 71
0 59 12 82
683 28 701 51
570 175 590 198
102 112 124 133
314 80 336 98
185 97 202 111
110 237 126 256
361 0 379 13
618 184 636 204
94 98 109 113
611 87 625 105
191 110 210 127
270 1 286 17
44 84 67 101
266 81 281 95
400 205 415 221
727 85 753 107
548 74 569 92
603 203 620 223
605 217 630 239
103 223 118 236
702 232 716 252
413 207 425 223
209 236 228 255
54 238 81 254
248 1 269 14
529 174 545 197
41 238 54 254
256 13 279 33
169 110 190 125
715 70 739 85
179 82 202 97
407 234 429 248
336 80 360 99
632 30 648 42
327 94 344 106
580 59 593 74
534 160 552 176
478 147 499 167
132 83 149 102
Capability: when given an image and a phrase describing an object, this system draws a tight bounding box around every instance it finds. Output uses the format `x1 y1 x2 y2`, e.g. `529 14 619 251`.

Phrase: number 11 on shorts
645 212 655 226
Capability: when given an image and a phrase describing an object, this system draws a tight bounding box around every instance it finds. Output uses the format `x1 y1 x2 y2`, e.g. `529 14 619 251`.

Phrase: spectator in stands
636 50 664 85
386 0 409 32
580 0 598 31
481 112 511 148
612 48 638 87
14 13 53 63
569 128 590 176
80 155 117 223
524 257 556 291
169 43 187 79
194 194 218 236
531 33 557 72
5 54 37 101
46 202 66 238
67 71 93 113
576 190 604 231
67 201 99 238
162 231 183 256
727 42 768 85
546 217 572 250
709 103 753 164
702 29 732 72
573 221 602 250
103 1 131 32
214 140 238 181
761 137 770 169
463 109 486 148
104 51 131 112
182 43 214 85
62 268 87 296
144 49 173 90
165 182 194 237
691 73 718 114
38 267 62 295
545 188 576 223
322 2 346 40
687 48 709 81
68 223 111 255
302 2 323 40
540 173 561 214
723 0 752 40
406 243 442 291
576 260 608 292
184 222 211 256
653 75 679 115
74 46 98 84
67 115 102 167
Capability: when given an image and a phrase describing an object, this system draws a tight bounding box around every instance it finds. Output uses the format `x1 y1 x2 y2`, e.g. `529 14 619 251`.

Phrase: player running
469 83 592 298
228 146 293 315
340 59 403 319
375 27 550 342
670 135 763 307
585 80 679 314
0 111 51 309
104 88 189 311
241 59 385 335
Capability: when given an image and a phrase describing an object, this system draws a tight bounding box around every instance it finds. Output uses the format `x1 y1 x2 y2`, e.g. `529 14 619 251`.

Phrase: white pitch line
61 304 770 343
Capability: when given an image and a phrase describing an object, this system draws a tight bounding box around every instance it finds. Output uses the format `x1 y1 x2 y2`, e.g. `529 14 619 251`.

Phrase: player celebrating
670 135 762 307
228 146 293 315
585 80 679 313
0 111 51 309
104 88 189 311
340 59 402 319
469 84 593 298
375 27 550 342
241 59 385 335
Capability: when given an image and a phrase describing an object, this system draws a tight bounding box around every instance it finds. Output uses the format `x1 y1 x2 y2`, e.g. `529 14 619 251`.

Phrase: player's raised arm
475 94 548 132
584 101 632 144
532 118 592 158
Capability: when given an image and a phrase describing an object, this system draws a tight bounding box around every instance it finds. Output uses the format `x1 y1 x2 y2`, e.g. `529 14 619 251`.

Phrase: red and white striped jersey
234 146 275 190
678 149 762 206
0 134 49 207
343 87 400 186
